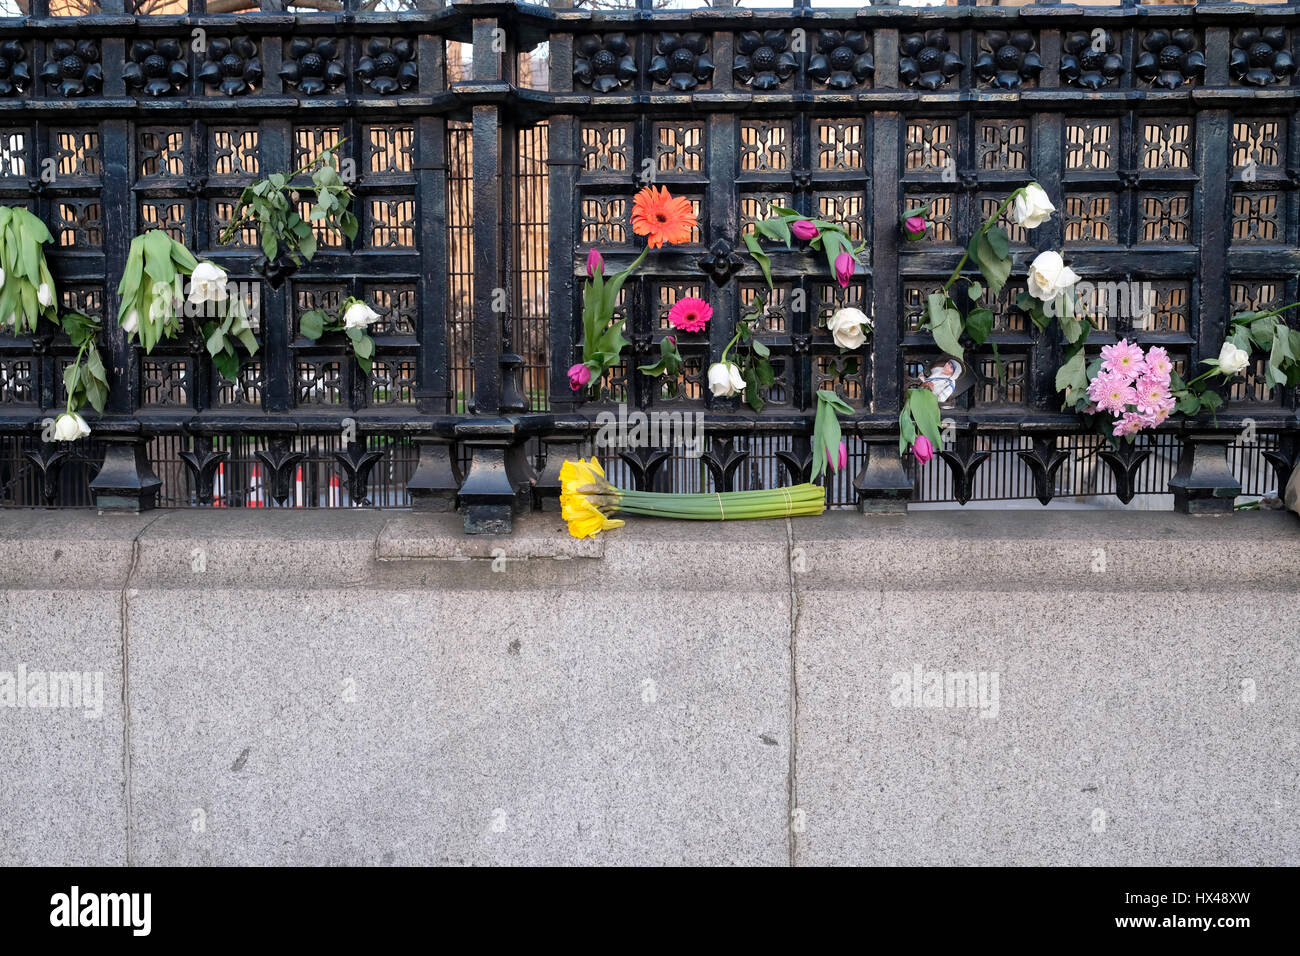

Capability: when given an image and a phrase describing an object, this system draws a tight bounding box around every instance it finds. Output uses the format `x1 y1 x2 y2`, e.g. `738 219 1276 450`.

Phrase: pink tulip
791 219 819 241
586 248 604 278
838 440 847 471
912 435 934 464
903 215 926 240
834 252 855 289
568 363 592 390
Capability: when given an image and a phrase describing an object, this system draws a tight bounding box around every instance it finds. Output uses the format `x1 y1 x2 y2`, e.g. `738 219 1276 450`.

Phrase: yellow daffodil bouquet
559 458 825 539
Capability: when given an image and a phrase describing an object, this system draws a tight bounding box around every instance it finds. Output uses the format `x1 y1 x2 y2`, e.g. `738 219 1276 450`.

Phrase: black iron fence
0 0 1296 528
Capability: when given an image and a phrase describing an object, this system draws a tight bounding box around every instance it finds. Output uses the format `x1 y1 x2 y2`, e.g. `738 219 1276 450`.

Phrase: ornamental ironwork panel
0 0 1294 524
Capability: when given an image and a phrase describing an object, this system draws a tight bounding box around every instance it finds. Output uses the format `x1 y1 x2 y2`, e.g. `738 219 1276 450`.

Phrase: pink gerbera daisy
667 296 712 333
1100 338 1146 381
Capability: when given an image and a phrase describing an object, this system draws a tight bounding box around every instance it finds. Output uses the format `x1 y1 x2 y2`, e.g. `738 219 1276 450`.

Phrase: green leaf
213 350 240 384
967 282 984 301
1055 345 1087 396
985 226 1010 259
352 333 375 360
973 233 1011 298
966 308 994 346
752 339 771 358
1176 394 1202 415
907 387 942 447
1200 389 1224 413
143 230 176 285
898 406 917 457
205 323 227 357
755 217 792 249
299 308 326 340
743 367 765 413
743 232 773 290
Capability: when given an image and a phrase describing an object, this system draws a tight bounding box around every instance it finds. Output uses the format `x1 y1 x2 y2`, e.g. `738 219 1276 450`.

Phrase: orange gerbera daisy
630 186 697 248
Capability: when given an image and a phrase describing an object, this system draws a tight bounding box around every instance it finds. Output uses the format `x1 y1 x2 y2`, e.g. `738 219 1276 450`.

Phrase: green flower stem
941 189 1024 294
64 334 93 416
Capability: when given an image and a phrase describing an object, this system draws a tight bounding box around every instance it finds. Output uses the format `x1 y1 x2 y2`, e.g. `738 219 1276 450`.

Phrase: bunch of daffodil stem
560 458 825 539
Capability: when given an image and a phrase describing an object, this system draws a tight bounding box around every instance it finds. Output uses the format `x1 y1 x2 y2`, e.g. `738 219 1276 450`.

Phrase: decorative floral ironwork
0 40 31 97
42 39 102 97
199 37 261 96
734 30 796 91
281 38 346 96
1230 28 1296 87
899 31 962 91
698 238 745 286
974 31 1041 90
356 38 417 95
808 30 873 91
1061 31 1123 90
649 33 713 92
1136 30 1205 89
573 34 637 93
122 39 188 98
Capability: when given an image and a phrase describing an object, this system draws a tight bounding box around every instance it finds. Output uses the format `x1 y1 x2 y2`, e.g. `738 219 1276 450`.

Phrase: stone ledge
0 507 1294 592
377 512 604 561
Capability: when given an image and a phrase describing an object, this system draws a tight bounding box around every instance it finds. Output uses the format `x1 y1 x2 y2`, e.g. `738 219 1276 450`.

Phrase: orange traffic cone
294 465 304 508
248 464 265 508
212 462 225 508
328 473 341 508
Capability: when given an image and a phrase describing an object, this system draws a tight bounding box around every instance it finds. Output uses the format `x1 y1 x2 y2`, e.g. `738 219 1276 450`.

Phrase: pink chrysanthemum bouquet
1084 339 1176 439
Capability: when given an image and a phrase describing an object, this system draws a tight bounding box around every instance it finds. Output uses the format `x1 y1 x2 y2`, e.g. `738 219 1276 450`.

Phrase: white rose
120 309 140 336
1011 184 1055 229
1026 250 1080 301
52 412 90 442
1217 341 1250 377
827 307 870 350
707 361 745 398
343 301 381 329
37 283 54 308
187 261 229 305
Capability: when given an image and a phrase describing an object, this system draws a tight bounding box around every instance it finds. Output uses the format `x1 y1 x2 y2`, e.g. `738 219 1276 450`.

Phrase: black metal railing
0 1 1296 528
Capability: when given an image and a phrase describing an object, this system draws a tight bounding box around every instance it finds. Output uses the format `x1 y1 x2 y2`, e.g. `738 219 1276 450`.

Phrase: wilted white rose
1217 341 1250 376
52 412 90 442
1011 184 1055 229
188 262 229 305
1027 250 1080 301
120 309 140 336
707 361 745 398
342 301 381 330
37 283 54 308
827 307 870 350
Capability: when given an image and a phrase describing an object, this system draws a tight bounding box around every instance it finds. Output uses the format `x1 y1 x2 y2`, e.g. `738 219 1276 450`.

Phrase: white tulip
827 307 870 350
187 261 229 304
343 301 381 329
52 412 90 442
120 309 140 336
0 268 6 287
37 283 54 308
1011 184 1055 229
707 361 745 398
1026 250 1080 301
1217 341 1250 377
